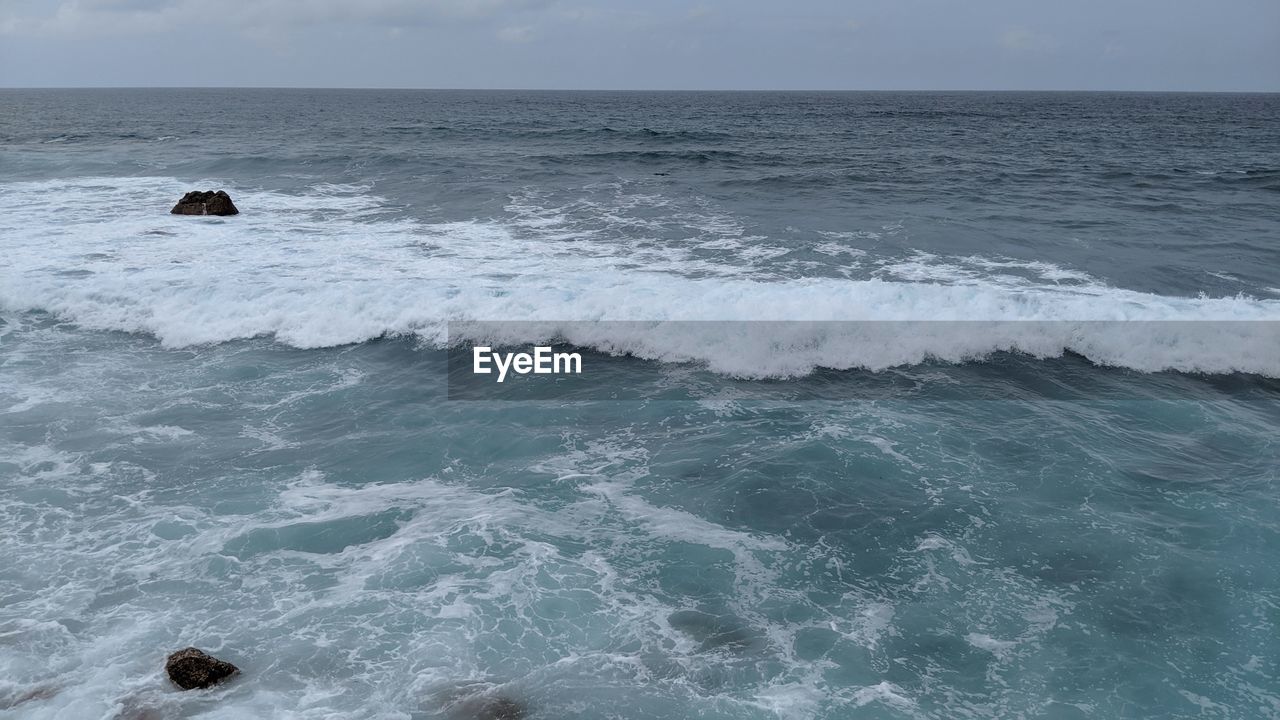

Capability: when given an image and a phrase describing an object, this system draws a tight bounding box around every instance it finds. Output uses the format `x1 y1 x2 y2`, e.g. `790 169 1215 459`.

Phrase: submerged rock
164 647 239 690
0 683 59 710
110 694 166 720
668 609 762 653
432 682 527 720
453 695 525 720
170 190 238 216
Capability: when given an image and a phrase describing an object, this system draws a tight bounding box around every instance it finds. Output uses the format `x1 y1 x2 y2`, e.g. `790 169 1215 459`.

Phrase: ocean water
1 89 1279 719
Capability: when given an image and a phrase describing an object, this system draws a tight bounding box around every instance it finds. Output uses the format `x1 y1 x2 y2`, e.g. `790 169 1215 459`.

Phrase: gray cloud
1001 27 1059 53
1 0 550 34
1 0 1277 90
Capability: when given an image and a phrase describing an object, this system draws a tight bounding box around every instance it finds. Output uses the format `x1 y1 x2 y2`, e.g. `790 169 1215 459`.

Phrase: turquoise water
2 90 1279 718
3 317 1278 718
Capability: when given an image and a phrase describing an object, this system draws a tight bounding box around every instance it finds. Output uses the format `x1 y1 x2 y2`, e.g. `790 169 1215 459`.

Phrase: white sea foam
850 682 917 710
2 177 1277 377
0 423 901 719
966 632 1019 657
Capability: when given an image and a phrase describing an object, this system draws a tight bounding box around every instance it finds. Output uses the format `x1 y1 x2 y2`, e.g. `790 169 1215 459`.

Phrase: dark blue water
1 90 1279 719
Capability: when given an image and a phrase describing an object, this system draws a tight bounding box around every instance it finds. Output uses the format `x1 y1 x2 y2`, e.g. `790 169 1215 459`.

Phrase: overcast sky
1 0 1277 90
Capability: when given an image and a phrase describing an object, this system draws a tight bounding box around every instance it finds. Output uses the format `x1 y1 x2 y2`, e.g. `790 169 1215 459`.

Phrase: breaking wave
1 177 1277 378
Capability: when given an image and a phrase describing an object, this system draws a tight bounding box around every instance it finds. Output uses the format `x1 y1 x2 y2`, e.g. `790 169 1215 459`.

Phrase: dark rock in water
433 683 527 720
668 609 761 653
456 695 525 720
170 190 238 216
164 647 239 690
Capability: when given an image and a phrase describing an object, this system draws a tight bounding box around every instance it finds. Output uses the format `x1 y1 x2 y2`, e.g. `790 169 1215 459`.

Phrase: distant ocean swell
1 176 1277 378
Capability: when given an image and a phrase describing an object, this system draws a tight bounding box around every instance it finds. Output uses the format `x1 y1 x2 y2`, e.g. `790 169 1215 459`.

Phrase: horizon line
2 85 1278 95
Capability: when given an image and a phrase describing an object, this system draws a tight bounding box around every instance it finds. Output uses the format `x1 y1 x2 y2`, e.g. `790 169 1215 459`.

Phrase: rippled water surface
1 90 1279 719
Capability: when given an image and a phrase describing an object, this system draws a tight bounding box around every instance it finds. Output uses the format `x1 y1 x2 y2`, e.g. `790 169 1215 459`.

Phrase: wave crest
1 177 1277 377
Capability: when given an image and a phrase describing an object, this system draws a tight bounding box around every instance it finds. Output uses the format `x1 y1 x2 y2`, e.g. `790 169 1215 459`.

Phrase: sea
1 89 1278 719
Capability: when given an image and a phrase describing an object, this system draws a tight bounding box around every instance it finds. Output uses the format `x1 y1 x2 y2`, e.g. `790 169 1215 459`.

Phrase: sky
0 0 1277 90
